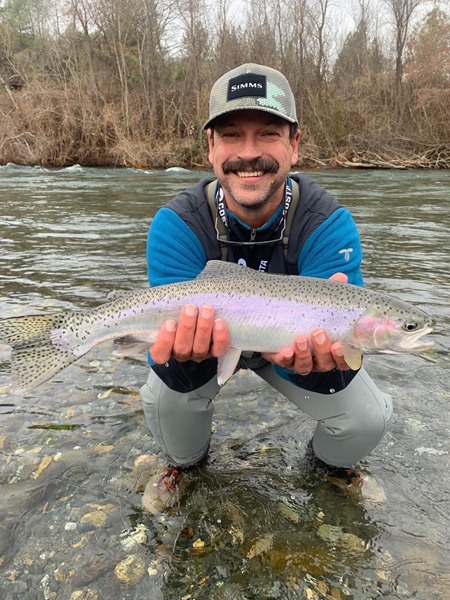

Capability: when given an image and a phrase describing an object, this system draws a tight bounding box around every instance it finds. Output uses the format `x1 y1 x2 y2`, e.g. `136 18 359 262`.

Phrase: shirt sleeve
298 207 364 287
146 207 207 286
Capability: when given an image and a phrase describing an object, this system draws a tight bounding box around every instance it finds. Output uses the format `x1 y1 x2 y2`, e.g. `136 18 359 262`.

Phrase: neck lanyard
214 178 293 272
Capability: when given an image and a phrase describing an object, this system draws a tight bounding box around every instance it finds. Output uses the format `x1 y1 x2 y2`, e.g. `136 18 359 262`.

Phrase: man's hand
150 304 230 364
262 329 351 374
262 272 352 375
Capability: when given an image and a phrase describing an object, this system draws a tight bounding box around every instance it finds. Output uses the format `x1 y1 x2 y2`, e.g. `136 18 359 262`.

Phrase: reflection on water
0 165 449 599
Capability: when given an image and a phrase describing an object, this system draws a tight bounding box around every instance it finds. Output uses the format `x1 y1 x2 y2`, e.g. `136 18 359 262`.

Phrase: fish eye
403 321 419 332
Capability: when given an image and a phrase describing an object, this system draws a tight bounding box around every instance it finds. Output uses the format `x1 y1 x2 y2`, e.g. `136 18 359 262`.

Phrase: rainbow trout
0 261 434 394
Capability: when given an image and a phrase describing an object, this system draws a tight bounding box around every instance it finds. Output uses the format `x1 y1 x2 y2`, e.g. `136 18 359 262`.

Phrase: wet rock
317 524 343 543
125 453 157 492
305 583 327 599
119 524 148 549
337 532 366 555
190 537 212 556
269 544 335 577
5 569 19 581
8 580 28 596
114 553 146 584
40 573 58 600
71 555 122 588
54 564 75 583
91 443 114 455
277 501 301 524
247 534 274 559
79 503 115 529
80 511 107 529
70 590 100 600
31 455 53 480
361 475 387 506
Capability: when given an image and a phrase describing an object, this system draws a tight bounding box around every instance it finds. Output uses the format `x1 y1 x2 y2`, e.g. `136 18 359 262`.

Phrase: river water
0 164 449 600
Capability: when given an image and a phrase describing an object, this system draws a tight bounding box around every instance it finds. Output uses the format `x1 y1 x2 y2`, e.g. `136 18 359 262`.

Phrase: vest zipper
250 229 257 243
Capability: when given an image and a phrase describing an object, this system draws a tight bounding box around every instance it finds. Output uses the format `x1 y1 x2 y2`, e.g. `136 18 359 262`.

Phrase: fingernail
313 330 326 344
284 348 294 360
185 304 197 317
296 338 308 352
214 319 224 330
166 320 177 332
201 305 214 319
334 344 343 357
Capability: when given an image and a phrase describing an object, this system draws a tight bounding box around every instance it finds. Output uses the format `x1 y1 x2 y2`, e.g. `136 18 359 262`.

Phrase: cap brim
203 106 297 130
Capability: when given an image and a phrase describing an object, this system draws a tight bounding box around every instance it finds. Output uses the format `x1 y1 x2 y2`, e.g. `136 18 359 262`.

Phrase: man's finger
310 328 335 371
291 335 314 375
173 304 198 361
261 347 296 370
331 342 351 371
150 319 177 364
191 305 215 360
210 319 230 357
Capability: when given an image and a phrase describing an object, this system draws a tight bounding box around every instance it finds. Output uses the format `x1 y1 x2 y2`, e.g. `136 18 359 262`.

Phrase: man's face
207 110 300 213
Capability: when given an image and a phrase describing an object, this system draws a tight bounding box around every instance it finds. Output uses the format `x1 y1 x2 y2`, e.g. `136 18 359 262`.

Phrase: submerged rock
114 554 146 584
70 590 99 600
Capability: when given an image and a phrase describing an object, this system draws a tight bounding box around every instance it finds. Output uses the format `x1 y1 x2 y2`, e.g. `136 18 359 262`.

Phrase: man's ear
291 129 301 166
207 129 214 164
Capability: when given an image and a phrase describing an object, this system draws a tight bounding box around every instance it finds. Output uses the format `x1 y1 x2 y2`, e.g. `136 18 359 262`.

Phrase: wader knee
256 364 393 468
311 369 393 467
140 368 220 467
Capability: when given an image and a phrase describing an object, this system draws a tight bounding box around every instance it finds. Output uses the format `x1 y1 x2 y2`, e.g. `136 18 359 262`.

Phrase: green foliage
0 0 50 36
334 19 370 83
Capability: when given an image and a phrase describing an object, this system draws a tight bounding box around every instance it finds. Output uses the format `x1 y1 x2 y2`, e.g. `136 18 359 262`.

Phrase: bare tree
244 0 278 65
308 0 332 84
213 0 245 70
382 0 425 98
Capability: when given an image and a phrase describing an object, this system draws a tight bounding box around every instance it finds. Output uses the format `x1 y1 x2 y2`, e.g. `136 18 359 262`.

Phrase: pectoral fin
113 336 152 356
342 344 363 371
217 347 242 385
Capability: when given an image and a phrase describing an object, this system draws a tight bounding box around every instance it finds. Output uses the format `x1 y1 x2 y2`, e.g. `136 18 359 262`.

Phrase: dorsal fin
195 260 248 280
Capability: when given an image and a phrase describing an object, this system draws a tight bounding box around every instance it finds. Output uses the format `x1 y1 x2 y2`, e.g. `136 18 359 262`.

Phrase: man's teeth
236 171 263 177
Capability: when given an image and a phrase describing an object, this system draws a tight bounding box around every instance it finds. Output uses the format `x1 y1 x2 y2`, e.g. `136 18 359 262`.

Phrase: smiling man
140 64 393 514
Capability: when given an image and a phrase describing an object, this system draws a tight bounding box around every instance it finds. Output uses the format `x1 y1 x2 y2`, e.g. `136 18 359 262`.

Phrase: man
140 63 392 513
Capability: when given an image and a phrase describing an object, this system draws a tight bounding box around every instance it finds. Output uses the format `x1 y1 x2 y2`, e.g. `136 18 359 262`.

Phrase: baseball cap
203 63 298 130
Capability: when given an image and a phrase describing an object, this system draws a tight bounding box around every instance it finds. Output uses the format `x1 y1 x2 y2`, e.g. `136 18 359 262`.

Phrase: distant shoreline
1 153 449 171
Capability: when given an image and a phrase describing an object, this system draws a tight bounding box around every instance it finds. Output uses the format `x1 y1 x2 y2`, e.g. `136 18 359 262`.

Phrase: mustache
222 157 279 174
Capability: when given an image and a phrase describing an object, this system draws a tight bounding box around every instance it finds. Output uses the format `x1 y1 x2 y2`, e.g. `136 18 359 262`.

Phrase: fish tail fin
0 313 81 394
0 314 69 347
10 344 80 395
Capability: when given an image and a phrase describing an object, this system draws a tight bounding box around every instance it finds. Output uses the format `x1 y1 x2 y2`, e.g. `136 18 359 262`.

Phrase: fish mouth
397 326 435 352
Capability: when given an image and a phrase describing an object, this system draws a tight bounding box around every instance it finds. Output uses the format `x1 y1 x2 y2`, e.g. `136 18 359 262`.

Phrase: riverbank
1 139 449 171
0 91 450 170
